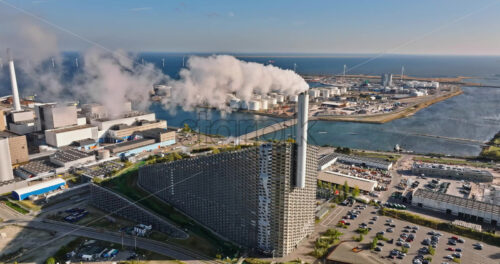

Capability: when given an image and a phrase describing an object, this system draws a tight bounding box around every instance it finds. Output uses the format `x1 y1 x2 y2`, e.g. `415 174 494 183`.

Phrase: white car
444 255 454 260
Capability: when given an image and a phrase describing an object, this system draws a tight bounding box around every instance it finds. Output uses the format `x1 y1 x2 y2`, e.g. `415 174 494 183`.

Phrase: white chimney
296 92 308 188
7 49 21 112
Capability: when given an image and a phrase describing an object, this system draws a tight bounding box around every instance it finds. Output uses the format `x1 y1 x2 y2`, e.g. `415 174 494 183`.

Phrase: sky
1 0 500 55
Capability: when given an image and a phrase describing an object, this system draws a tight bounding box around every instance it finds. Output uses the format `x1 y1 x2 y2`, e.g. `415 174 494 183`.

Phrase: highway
0 206 217 264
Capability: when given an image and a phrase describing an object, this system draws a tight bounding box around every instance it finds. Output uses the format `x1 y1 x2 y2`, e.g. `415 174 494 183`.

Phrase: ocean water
1 53 499 156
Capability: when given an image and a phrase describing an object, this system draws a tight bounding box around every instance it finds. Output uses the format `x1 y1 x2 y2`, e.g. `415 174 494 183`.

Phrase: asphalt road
0 206 216 264
323 203 499 264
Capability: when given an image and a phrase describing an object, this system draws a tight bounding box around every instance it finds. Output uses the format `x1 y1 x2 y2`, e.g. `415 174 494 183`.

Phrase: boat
318 131 327 134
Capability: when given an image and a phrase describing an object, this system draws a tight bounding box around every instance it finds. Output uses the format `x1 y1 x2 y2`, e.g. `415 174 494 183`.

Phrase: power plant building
0 131 29 164
45 125 98 147
138 92 315 257
139 143 318 256
35 104 78 131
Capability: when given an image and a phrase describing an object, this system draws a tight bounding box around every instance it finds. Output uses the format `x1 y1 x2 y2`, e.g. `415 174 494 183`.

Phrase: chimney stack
7 49 21 112
296 92 308 188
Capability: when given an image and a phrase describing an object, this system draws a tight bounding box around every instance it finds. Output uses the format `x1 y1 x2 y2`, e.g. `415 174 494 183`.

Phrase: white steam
165 55 308 111
1 19 309 115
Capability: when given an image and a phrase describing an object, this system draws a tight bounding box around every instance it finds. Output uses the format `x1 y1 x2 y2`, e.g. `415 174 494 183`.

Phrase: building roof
19 160 61 174
105 138 156 153
334 153 392 167
51 149 93 163
318 152 338 169
318 171 377 192
13 178 65 196
412 162 493 177
413 189 500 215
46 124 94 134
72 138 97 146
0 130 21 138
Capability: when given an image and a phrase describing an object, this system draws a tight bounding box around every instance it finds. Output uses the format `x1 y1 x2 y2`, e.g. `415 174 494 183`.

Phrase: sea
1 53 499 157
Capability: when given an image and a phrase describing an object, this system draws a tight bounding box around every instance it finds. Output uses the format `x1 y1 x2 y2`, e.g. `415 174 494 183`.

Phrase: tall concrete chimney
296 92 308 188
7 49 22 112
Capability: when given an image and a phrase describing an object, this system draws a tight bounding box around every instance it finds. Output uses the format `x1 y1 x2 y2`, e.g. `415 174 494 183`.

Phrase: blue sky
2 0 500 55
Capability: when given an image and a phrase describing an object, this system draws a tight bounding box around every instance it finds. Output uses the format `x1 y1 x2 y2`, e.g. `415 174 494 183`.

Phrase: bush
353 234 364 242
428 245 435 256
45 257 56 264
356 227 370 235
370 237 378 250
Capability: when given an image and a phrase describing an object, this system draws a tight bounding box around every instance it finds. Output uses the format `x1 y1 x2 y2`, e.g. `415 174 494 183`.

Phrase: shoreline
311 88 463 124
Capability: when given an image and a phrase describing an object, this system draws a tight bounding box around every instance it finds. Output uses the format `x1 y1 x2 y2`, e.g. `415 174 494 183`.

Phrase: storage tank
268 97 278 106
248 100 261 111
260 99 268 110
229 98 241 109
276 94 285 103
97 149 111 160
288 95 298 103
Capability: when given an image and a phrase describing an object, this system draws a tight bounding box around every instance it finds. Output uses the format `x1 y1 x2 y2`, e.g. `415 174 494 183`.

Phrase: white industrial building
413 189 500 226
50 149 96 169
45 125 98 147
34 103 78 131
333 153 393 170
90 112 156 138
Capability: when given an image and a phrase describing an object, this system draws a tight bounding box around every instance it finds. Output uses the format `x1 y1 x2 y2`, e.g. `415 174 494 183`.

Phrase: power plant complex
138 93 317 256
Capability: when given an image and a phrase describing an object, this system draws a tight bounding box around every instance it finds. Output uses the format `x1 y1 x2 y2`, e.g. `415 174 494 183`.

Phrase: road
0 206 217 264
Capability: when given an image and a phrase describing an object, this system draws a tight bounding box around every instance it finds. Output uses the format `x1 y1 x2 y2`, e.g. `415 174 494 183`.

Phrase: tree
173 152 183 160
45 257 56 264
211 147 220 154
352 186 360 197
343 181 350 194
183 123 192 132
371 237 378 250
286 137 296 143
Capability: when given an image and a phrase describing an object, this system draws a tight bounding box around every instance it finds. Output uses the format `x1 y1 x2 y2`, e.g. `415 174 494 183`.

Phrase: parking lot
322 202 499 264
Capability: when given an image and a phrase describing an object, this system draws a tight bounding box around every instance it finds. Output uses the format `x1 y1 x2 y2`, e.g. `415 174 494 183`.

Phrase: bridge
238 119 297 141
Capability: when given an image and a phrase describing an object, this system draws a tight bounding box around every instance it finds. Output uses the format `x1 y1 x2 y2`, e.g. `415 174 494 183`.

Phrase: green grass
102 166 238 257
413 156 494 168
3 200 29 214
352 151 401 162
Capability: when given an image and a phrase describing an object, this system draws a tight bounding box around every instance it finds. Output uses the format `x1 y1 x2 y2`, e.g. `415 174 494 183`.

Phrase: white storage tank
276 94 285 103
308 89 321 98
260 99 268 110
248 100 261 111
229 98 241 109
288 95 298 103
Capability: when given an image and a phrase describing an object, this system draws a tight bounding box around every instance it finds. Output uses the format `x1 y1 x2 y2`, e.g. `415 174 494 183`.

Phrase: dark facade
138 143 318 256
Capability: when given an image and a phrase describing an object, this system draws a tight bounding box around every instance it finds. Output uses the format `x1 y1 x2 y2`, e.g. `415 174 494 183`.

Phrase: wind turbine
401 66 405 82
75 58 79 68
162 58 165 68
293 63 297 72
51 58 55 69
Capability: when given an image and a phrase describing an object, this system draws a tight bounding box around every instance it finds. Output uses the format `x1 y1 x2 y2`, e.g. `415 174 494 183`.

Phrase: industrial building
12 178 66 200
107 120 167 142
0 131 29 164
90 112 156 139
49 148 96 169
317 153 339 171
318 171 378 192
412 189 500 226
333 153 393 170
138 93 316 257
34 103 78 131
411 162 493 182
45 125 98 147
15 160 63 179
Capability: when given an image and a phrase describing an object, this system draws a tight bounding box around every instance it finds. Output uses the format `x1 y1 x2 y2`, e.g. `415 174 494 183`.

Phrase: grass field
2 200 29 214
102 167 238 258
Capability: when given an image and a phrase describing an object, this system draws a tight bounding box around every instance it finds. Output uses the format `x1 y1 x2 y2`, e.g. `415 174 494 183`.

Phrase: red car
451 236 459 240
447 247 455 251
